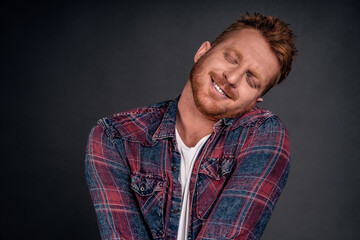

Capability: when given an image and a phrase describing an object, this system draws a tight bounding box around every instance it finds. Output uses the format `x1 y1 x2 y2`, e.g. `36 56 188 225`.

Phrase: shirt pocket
196 157 235 220
131 173 166 239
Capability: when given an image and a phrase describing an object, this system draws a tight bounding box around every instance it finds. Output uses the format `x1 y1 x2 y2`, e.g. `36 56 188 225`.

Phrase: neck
176 80 216 147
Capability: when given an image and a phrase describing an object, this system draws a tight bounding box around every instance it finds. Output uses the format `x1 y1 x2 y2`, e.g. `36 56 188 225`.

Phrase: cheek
237 86 259 103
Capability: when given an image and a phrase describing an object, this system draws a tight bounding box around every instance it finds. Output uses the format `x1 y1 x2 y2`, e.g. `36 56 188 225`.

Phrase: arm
85 122 152 240
197 116 290 240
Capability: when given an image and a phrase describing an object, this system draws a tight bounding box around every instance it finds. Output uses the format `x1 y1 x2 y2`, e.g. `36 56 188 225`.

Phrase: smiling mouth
212 78 230 98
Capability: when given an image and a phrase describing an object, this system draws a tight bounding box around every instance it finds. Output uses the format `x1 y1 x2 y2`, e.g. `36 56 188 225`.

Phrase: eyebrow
225 47 264 82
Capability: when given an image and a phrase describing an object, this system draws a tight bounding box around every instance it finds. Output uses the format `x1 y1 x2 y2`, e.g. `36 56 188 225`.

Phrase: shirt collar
152 96 179 140
152 97 266 140
152 96 234 141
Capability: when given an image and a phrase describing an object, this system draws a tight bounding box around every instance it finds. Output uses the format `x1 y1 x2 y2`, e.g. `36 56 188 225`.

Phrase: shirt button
173 209 180 214
172 166 178 171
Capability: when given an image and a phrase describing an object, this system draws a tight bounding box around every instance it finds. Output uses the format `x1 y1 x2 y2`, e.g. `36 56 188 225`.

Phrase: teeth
213 80 226 96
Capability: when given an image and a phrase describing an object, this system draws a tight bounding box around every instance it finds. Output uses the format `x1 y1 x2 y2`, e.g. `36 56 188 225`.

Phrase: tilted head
211 13 297 95
186 12 298 120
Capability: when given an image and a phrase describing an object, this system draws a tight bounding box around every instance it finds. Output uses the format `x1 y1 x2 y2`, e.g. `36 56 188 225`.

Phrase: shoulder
93 99 173 144
231 108 291 171
228 107 289 150
238 108 290 156
233 107 287 134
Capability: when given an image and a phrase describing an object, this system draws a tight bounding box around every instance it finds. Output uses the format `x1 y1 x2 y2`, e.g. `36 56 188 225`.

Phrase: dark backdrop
2 0 359 239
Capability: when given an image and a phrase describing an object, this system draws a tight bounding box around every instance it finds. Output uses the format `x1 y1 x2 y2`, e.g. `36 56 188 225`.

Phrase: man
85 12 297 240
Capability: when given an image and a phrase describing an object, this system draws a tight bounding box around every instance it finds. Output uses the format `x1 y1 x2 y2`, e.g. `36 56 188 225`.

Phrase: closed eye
224 53 237 64
246 72 259 89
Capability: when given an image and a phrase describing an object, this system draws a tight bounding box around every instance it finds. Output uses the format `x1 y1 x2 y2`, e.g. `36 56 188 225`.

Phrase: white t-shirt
175 128 210 240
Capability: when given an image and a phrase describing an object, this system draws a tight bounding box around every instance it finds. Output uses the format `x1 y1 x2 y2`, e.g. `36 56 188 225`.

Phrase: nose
223 66 246 87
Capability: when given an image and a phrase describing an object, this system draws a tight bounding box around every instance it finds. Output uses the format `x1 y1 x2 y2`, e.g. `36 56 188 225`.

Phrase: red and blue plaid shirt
85 97 290 240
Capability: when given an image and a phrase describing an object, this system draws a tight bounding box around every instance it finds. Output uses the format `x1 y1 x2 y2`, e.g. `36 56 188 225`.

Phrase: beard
189 53 254 120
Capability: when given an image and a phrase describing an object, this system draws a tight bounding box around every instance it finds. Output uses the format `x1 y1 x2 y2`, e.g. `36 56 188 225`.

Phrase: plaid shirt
85 97 290 240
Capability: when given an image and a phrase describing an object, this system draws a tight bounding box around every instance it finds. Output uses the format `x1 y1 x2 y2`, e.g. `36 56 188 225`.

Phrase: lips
211 77 231 99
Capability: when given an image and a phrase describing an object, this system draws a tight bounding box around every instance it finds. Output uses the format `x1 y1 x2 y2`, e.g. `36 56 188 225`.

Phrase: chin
195 98 247 120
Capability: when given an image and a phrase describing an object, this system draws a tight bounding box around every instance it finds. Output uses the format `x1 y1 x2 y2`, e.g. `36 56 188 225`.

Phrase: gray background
1 0 359 239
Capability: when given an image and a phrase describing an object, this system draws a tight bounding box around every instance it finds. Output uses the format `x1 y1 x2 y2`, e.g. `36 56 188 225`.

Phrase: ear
256 97 263 102
194 41 211 63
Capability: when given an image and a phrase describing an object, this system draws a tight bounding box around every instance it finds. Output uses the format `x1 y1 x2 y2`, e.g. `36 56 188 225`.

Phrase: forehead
213 28 280 82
